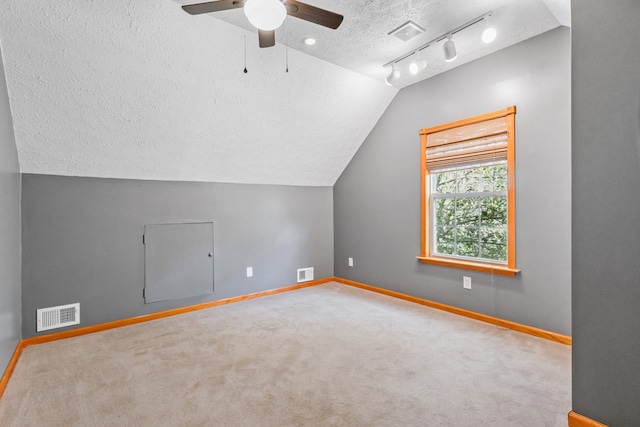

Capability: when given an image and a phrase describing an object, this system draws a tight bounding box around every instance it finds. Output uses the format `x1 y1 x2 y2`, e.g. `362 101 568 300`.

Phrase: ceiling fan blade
258 30 276 48
182 0 244 15
284 0 343 30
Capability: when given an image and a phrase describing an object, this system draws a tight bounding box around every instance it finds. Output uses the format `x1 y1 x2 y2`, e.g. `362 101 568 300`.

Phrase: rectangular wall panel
144 222 214 303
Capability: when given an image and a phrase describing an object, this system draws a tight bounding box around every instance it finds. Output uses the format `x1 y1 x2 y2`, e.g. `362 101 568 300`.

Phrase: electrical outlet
348 257 354 267
246 267 253 278
463 276 472 290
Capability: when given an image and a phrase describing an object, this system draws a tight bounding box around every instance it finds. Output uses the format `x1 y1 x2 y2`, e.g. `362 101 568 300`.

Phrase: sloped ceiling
0 0 396 186
0 0 568 186
203 0 568 88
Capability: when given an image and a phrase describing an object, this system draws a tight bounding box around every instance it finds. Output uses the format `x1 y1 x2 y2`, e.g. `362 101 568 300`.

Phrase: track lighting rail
383 11 493 69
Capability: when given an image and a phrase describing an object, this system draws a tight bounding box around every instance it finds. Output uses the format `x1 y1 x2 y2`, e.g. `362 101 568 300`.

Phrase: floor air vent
37 303 80 332
297 267 314 283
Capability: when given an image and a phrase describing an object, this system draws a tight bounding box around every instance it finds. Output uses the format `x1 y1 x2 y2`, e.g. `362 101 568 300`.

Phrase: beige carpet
0 282 571 426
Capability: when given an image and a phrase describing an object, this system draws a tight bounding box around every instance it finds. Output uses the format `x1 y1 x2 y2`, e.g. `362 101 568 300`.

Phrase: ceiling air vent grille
388 21 425 42
37 303 80 332
297 267 314 283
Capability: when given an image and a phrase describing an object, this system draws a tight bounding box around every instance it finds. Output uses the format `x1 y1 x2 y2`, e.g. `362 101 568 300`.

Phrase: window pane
455 197 479 227
479 165 501 192
435 198 455 226
434 226 455 255
458 168 482 193
480 196 507 227
480 228 507 262
492 164 508 191
434 171 457 193
456 227 479 258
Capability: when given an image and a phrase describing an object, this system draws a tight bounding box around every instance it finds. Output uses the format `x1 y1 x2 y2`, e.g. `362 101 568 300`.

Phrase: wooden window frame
417 106 520 277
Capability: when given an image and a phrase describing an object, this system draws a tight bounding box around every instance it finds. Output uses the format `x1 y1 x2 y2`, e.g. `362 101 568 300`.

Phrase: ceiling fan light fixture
443 35 457 62
244 0 287 31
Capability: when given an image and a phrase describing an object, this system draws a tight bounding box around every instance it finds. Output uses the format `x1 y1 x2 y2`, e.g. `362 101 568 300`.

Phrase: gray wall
572 1 640 425
21 175 333 338
0 46 21 373
334 27 571 335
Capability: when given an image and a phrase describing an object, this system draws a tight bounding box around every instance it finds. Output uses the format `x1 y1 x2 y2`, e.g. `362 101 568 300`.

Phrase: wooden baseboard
0 277 331 400
333 277 572 346
0 341 25 400
22 277 332 348
568 411 608 427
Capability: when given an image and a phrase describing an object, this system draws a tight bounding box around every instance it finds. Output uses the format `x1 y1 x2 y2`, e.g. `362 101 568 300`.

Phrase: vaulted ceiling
0 0 569 186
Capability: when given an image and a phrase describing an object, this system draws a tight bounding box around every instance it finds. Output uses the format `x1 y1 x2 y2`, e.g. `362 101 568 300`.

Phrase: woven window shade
426 116 508 173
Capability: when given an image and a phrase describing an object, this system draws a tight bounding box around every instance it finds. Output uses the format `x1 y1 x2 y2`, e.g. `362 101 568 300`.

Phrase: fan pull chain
285 18 289 73
244 33 248 73
243 16 248 73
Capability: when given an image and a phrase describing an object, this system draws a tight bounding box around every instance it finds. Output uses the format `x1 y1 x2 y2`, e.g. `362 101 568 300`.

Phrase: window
432 163 507 262
418 106 519 276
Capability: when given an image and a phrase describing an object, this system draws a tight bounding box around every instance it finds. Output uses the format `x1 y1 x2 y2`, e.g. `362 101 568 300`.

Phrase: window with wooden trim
417 106 520 276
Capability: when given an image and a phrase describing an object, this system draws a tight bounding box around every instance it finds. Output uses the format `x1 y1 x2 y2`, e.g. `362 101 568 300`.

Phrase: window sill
416 256 520 277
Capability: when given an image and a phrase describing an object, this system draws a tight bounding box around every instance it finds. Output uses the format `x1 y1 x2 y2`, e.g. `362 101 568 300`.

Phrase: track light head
481 27 496 43
409 51 427 75
385 64 400 86
481 16 497 43
443 35 457 62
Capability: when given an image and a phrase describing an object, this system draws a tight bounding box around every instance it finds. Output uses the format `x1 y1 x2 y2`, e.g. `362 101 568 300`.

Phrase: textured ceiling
0 0 396 186
0 0 569 186
194 0 569 88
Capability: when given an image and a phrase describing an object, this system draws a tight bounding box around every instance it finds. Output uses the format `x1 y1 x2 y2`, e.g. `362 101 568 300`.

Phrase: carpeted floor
0 282 571 426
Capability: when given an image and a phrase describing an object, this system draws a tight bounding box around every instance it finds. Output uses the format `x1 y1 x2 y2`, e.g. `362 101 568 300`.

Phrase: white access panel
144 222 214 303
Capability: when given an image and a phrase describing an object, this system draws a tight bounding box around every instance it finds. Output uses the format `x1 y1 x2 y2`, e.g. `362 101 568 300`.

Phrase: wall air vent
297 267 314 283
36 303 80 332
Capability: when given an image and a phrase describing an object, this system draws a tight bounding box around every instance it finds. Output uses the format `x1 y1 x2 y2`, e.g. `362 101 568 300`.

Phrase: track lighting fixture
409 50 427 75
481 15 497 43
385 63 400 86
443 35 457 62
382 11 495 85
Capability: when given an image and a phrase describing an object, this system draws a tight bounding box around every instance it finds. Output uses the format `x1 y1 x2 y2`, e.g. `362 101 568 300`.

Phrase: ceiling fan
182 0 343 48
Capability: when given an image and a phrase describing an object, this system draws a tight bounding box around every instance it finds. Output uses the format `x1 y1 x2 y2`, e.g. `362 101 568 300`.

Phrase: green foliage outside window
432 163 508 263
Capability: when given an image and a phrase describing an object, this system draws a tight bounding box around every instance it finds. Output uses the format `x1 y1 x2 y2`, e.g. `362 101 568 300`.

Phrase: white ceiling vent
37 303 80 332
388 21 425 42
297 267 314 283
